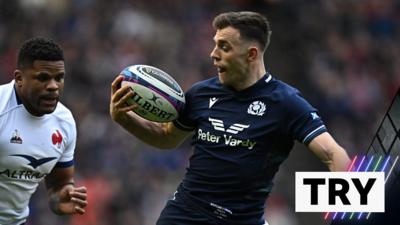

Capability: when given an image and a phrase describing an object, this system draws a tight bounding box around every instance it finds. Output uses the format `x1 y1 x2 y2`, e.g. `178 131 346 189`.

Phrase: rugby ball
119 65 185 122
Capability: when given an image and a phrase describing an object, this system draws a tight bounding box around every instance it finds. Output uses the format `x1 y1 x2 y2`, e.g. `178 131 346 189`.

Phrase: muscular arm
45 166 87 215
308 132 351 171
110 76 193 149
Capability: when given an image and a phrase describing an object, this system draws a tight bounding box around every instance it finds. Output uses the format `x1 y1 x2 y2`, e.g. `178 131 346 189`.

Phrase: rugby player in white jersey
0 37 87 225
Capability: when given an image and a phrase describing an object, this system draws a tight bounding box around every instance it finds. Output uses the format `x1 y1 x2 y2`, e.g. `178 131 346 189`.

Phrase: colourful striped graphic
355 156 375 220
324 154 399 221
325 156 357 220
350 155 383 220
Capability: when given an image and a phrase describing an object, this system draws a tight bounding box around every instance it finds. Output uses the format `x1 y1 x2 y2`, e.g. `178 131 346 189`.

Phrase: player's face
210 26 250 87
15 60 65 116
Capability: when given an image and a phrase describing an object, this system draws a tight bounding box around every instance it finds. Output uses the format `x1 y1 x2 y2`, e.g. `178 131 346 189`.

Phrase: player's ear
247 46 258 62
14 70 23 87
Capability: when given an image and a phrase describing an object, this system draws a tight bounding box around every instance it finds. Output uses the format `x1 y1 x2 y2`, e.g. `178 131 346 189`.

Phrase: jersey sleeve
55 117 76 168
284 91 327 145
173 85 198 131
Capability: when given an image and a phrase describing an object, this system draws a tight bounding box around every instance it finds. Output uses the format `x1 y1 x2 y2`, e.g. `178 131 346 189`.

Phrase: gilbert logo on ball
120 65 185 122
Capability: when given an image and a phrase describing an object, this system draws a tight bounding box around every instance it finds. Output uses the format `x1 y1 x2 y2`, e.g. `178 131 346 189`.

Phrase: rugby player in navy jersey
110 11 350 225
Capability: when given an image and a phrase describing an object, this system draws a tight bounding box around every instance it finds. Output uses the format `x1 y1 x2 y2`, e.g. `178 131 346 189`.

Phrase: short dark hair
212 11 272 51
17 37 64 69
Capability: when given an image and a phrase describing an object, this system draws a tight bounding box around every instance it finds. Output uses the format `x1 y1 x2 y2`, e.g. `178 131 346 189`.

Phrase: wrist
48 181 75 215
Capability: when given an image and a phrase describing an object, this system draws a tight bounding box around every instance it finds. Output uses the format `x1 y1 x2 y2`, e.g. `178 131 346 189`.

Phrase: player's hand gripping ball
119 65 185 122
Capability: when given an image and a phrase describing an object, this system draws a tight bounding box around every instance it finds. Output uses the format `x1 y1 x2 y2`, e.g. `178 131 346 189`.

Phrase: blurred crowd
0 0 399 225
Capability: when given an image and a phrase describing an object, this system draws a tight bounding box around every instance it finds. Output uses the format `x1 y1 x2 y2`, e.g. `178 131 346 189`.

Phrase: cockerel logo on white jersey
208 117 250 134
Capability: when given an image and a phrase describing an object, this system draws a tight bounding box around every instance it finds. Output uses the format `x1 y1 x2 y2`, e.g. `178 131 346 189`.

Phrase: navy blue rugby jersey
173 73 326 222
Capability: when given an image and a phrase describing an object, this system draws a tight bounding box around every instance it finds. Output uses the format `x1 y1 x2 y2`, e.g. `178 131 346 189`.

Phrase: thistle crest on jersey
247 101 266 116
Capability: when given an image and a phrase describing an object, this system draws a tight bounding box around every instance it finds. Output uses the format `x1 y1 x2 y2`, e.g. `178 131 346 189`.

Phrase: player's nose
46 78 60 91
210 46 220 61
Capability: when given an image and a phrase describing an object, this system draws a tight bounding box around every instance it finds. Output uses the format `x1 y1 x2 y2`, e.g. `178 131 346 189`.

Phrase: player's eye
36 73 50 82
55 74 65 82
220 43 230 52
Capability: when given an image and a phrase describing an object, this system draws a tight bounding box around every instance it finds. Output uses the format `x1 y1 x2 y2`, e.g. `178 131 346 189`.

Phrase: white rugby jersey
0 80 76 225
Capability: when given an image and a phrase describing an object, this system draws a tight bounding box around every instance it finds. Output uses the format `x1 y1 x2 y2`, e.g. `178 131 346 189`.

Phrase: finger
71 197 88 207
112 85 132 103
119 104 138 113
70 191 87 200
74 206 86 215
111 75 124 96
72 186 87 193
117 90 135 106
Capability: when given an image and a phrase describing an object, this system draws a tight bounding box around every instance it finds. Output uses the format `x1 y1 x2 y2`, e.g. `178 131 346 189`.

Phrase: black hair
213 11 272 51
17 37 64 69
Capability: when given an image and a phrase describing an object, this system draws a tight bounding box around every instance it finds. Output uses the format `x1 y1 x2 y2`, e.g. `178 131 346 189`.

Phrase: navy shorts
156 190 269 225
156 199 219 225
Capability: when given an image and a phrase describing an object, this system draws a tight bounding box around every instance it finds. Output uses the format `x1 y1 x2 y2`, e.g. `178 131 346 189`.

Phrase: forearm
309 132 351 172
325 146 351 172
116 111 181 149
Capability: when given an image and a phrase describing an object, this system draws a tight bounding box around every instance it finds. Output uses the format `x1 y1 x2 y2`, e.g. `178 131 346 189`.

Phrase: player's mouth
213 61 226 74
217 66 227 74
40 95 59 106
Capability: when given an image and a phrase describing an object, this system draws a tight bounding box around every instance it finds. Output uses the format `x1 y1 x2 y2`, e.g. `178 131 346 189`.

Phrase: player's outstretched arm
308 132 351 171
110 76 193 149
45 167 88 215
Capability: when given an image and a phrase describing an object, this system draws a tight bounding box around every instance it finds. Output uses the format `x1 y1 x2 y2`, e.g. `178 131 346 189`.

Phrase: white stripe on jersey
208 117 226 132
226 124 250 134
302 125 326 143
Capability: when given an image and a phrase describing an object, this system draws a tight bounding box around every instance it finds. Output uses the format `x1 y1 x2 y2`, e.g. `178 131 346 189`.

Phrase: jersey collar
223 73 274 96
13 84 23 105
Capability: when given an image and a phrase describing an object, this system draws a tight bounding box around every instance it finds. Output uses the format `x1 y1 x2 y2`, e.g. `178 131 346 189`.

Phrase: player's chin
38 104 58 115
219 74 236 88
218 72 228 84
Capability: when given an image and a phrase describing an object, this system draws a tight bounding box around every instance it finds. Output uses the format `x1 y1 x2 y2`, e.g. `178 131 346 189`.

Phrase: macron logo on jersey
209 97 218 108
208 117 250 134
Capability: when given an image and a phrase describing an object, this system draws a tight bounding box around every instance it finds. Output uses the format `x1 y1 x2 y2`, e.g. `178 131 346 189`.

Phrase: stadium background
0 0 399 224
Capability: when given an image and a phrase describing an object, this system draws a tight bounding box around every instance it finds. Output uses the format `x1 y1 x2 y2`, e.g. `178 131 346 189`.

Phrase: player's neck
14 84 44 117
231 64 266 91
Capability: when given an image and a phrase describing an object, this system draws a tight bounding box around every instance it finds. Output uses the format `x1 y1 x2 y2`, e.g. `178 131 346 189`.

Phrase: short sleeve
284 91 327 145
173 85 197 131
55 118 76 168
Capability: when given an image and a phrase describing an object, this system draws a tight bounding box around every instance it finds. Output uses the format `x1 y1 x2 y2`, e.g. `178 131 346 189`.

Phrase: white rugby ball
119 65 185 122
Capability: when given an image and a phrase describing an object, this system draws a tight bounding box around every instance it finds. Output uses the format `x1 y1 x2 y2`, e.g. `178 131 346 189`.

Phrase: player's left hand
57 185 88 215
